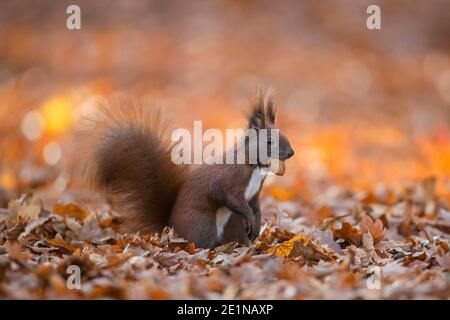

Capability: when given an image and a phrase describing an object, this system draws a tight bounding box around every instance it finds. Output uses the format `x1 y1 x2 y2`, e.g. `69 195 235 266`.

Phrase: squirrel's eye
267 137 272 145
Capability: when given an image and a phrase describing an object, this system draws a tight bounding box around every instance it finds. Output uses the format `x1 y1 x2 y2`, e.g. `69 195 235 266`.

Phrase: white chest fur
244 167 265 201
215 167 265 239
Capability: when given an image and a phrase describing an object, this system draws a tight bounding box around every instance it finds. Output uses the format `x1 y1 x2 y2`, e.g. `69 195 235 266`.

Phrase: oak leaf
333 222 362 246
267 234 310 257
360 214 385 243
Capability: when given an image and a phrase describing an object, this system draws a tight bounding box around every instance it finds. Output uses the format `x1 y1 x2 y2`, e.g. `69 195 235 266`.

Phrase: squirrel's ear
266 92 276 124
248 94 265 129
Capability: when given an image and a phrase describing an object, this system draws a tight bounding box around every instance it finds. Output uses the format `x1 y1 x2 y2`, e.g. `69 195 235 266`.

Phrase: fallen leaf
53 202 88 221
360 214 385 243
18 204 41 221
47 234 78 253
4 240 31 265
267 234 310 257
19 216 50 239
333 222 362 246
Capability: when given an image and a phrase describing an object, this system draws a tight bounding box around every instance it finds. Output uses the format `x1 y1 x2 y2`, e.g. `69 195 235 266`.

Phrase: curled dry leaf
47 234 78 254
53 202 88 221
360 214 385 243
19 216 50 239
333 222 362 246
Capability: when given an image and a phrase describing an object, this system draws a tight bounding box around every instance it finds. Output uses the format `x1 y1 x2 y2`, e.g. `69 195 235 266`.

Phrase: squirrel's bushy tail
81 100 187 233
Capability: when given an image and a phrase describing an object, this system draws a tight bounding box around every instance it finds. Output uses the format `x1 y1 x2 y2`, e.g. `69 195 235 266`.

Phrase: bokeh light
41 97 73 134
21 110 44 141
0 0 448 196
43 141 62 166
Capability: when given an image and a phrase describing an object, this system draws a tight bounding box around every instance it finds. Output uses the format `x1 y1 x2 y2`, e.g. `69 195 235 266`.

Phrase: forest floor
1 176 449 299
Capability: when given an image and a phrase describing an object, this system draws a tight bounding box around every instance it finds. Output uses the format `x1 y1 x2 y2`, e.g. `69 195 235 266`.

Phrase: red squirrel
82 93 294 248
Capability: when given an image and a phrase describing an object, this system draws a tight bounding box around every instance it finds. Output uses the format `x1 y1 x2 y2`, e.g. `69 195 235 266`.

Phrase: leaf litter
0 177 449 299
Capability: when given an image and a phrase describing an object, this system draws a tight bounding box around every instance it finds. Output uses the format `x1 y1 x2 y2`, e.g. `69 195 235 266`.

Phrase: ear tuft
247 89 276 128
248 92 265 129
265 89 276 124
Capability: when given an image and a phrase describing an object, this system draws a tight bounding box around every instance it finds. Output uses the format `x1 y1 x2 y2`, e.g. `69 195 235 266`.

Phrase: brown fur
81 93 294 248
80 101 187 233
170 162 259 248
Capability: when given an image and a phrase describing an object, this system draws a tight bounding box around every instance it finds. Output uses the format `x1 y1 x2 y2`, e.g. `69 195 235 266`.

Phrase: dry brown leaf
333 222 362 246
53 202 88 221
267 233 310 257
6 222 25 240
360 214 385 243
362 232 374 251
435 253 450 271
18 204 41 221
47 234 78 253
19 216 50 239
4 240 31 265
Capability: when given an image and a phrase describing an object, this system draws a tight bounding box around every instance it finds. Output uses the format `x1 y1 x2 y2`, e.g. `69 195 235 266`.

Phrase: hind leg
170 209 217 249
219 214 250 246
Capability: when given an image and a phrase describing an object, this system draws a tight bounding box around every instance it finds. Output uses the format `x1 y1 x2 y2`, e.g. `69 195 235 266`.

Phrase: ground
0 176 449 299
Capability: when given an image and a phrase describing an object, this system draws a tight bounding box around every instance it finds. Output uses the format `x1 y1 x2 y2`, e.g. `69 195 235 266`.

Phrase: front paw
245 216 259 241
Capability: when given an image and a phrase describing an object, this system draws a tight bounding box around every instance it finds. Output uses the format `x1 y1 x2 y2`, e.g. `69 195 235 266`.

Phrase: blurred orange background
0 0 449 202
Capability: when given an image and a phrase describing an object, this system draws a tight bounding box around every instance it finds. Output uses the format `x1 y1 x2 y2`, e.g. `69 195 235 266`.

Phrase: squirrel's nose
286 148 294 159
